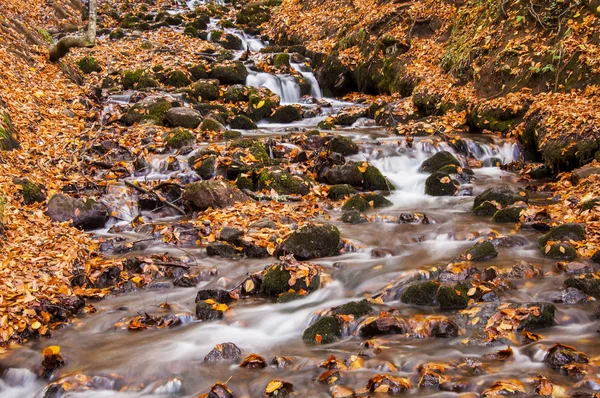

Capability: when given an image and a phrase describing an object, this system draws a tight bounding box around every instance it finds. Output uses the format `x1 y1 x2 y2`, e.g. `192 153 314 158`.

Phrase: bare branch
49 0 97 62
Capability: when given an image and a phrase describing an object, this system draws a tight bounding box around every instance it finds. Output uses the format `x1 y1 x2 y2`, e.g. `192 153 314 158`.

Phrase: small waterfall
291 62 322 99
246 72 302 104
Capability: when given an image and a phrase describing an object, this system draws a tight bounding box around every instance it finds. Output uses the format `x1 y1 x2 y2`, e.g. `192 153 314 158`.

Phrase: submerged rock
276 223 340 259
47 194 109 230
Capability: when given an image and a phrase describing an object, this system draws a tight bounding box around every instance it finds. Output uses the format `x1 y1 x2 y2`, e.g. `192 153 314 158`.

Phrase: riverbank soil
0 0 600 396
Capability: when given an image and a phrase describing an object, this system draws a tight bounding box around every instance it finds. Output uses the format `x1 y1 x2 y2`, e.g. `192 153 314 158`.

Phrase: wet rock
332 300 373 318
164 128 195 149
250 217 277 229
189 154 216 180
564 274 600 298
341 210 367 224
327 184 357 200
261 263 321 296
219 227 244 245
592 250 600 264
326 135 359 156
209 61 248 85
196 289 234 305
458 302 555 331
314 54 356 96
557 261 595 275
571 165 600 185
268 105 303 123
507 261 542 278
342 193 392 211
538 223 586 247
206 242 238 258
398 212 430 224
363 164 395 192
358 310 409 337
276 291 303 303
555 287 590 304
173 275 197 287
200 117 225 132
366 374 412 394
239 353 268 369
371 248 394 258
192 79 220 101
401 281 440 306
544 343 589 369
122 97 172 126
163 70 192 88
436 285 469 309
544 242 577 260
473 201 501 216
229 114 257 130
183 181 247 210
95 266 121 288
466 241 498 261
302 316 342 344
472 186 528 214
195 301 225 321
204 342 242 362
247 89 280 121
430 318 460 337
223 130 242 140
276 223 340 259
273 53 291 68
258 167 311 195
425 171 459 196
323 163 364 187
492 205 526 223
420 151 460 173
218 33 243 50
47 194 109 230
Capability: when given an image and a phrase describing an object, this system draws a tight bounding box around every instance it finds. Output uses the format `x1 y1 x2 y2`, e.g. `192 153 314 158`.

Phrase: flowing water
1 5 598 398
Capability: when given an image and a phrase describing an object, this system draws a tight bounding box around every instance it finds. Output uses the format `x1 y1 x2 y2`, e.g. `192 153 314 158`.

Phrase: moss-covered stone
229 114 257 130
544 242 577 260
332 300 372 317
195 301 224 321
206 242 238 258
492 205 525 223
224 130 243 140
326 135 358 156
473 200 501 216
277 291 303 303
230 138 270 163
164 70 192 88
109 28 125 40
565 274 600 298
466 241 498 261
341 210 367 224
183 25 198 37
164 128 194 149
258 168 311 195
122 98 172 126
192 79 220 101
247 90 280 121
363 165 395 192
136 77 159 89
261 263 320 296
0 112 20 151
268 105 303 124
425 172 459 196
436 285 469 309
200 118 225 132
188 63 209 81
122 69 145 90
420 151 460 173
318 119 336 130
538 223 586 247
273 53 291 68
473 186 528 212
77 56 101 74
236 3 271 27
209 61 248 85
327 184 357 200
302 316 342 344
15 179 45 205
401 281 440 306
342 193 392 211
438 164 461 174
189 155 216 180
120 14 140 29
276 223 341 260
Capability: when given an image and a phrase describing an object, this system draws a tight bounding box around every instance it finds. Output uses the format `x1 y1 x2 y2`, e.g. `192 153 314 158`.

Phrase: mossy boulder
229 114 257 130
122 69 146 90
109 28 125 40
14 179 45 205
420 151 460 173
401 281 440 306
302 316 341 344
425 172 459 196
327 184 357 200
164 107 202 129
332 300 372 317
188 63 210 81
120 14 140 28
564 274 600 298
206 242 238 258
363 165 395 192
223 84 254 103
192 79 220 101
183 181 247 210
209 61 248 85
277 291 303 303
236 3 271 27
77 56 101 74
258 168 311 195
473 200 501 216
136 77 159 89
466 241 498 261
492 205 526 223
247 90 280 121
342 194 392 211
273 53 291 68
276 223 341 260
229 138 270 164
341 210 367 224
326 135 359 156
473 186 528 213
436 285 469 309
268 105 303 124
538 223 586 247
218 33 243 50
122 97 172 126
164 70 192 88
224 130 243 140
200 118 226 132
46 194 109 230
544 242 577 260
261 263 321 296
189 155 216 180
318 119 336 130
0 112 20 151
164 128 195 149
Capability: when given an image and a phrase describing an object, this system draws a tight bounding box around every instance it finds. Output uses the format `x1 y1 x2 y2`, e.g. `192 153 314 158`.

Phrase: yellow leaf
467 287 477 296
31 321 41 330
256 100 265 109
545 245 551 254
357 162 368 173
130 276 142 284
244 279 255 292
42 345 60 356
559 245 565 254
33 91 44 98
267 243 276 255
265 380 283 393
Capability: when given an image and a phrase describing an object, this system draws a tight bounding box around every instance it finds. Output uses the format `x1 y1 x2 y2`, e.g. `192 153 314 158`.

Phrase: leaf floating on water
265 380 283 393
42 345 60 356
357 162 368 173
